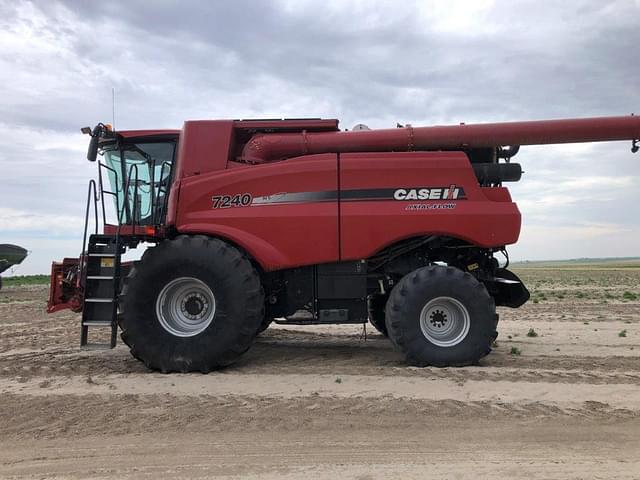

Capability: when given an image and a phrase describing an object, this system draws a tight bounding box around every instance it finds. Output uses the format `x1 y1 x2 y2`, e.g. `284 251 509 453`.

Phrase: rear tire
367 294 388 336
119 235 264 373
385 265 496 367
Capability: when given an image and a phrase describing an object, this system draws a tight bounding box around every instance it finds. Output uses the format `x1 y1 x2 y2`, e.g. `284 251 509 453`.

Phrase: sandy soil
1 267 639 479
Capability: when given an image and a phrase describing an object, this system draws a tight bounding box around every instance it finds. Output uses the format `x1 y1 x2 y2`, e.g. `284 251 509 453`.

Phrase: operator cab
84 124 179 227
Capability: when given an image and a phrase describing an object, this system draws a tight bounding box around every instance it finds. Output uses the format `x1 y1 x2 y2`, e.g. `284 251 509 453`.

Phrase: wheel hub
419 296 470 347
429 310 448 328
156 277 216 337
182 293 208 319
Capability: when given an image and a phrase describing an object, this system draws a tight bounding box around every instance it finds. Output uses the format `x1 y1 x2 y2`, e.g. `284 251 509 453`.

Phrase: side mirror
86 125 102 162
87 134 99 162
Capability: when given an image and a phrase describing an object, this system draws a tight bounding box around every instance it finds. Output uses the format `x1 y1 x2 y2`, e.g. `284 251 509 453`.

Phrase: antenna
111 87 116 129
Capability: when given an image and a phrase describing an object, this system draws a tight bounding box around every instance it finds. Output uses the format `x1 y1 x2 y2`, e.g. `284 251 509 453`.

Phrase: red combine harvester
48 115 640 372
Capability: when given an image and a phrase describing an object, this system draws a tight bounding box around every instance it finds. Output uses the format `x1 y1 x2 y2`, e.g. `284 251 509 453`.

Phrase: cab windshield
101 141 176 226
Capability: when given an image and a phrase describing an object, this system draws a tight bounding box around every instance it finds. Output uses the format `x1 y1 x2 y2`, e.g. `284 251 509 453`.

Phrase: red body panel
174 151 520 271
339 152 520 260
177 121 235 177
175 154 340 270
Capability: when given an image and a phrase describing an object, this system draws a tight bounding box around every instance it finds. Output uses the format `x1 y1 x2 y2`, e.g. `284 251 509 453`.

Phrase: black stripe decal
340 188 396 201
250 187 464 205
251 191 337 205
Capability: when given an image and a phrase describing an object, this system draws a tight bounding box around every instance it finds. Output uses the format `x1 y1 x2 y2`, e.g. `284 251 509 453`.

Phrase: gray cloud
1 0 639 273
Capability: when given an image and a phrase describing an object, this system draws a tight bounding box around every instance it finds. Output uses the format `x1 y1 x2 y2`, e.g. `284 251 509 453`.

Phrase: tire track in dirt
3 344 640 385
1 391 638 442
3 426 640 480
3 371 640 413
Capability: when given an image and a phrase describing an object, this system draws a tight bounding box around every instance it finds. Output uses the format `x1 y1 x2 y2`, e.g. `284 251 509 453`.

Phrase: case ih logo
393 185 466 201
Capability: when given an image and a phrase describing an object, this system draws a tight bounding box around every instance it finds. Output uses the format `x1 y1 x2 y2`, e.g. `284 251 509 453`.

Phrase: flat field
1 262 639 479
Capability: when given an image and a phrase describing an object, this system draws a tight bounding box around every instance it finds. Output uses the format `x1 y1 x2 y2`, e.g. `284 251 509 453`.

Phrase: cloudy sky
1 0 639 275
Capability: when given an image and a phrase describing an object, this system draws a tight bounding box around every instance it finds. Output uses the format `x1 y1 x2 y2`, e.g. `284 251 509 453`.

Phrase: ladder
80 234 122 349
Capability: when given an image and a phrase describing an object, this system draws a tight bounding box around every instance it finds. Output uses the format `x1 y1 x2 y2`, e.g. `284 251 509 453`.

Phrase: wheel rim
155 277 216 337
419 296 470 347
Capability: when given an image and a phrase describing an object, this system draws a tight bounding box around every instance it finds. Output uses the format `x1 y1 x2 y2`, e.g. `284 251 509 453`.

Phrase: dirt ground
1 265 640 479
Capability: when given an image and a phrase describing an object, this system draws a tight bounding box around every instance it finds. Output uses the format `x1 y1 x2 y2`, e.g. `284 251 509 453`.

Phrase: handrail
118 163 140 233
79 179 99 284
154 161 173 225
98 162 120 226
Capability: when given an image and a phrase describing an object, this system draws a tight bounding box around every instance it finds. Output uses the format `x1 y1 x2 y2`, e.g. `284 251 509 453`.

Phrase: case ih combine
48 115 640 372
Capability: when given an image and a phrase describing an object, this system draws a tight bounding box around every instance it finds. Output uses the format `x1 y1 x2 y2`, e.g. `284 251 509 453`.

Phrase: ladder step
88 253 116 257
86 275 115 280
82 320 113 327
85 298 114 303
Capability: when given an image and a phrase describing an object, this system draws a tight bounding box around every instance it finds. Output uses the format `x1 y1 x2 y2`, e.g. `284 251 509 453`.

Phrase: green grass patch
526 328 538 338
623 291 638 301
2 275 49 287
619 330 628 338
510 347 522 355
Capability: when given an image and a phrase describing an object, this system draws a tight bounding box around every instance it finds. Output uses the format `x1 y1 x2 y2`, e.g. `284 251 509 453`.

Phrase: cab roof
116 129 180 138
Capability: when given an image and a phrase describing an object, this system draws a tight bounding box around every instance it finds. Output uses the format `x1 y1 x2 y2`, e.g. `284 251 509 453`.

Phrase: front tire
385 266 496 367
119 235 264 373
256 317 273 334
